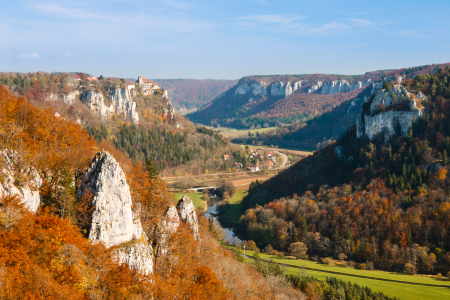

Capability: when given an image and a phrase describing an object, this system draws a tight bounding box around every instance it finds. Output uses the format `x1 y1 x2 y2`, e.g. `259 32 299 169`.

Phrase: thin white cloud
348 18 372 27
31 3 111 20
18 53 39 58
239 15 302 24
62 52 77 57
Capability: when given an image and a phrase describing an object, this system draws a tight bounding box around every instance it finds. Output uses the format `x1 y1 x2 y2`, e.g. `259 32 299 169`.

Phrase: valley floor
225 246 450 300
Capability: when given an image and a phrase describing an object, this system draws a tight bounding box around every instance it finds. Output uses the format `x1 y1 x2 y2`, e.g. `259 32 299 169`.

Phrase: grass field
217 126 277 139
225 188 248 224
225 246 450 300
173 192 205 210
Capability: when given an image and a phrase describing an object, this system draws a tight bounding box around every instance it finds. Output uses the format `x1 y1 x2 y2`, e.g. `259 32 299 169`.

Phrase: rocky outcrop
0 151 41 213
80 91 115 120
307 81 323 93
270 81 302 97
79 151 153 275
163 101 182 129
109 88 139 124
157 206 180 255
45 91 80 105
357 84 424 140
235 82 267 98
177 195 199 241
371 76 404 95
320 80 371 95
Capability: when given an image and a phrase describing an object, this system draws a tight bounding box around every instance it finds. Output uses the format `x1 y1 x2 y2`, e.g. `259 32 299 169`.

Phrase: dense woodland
0 85 315 299
239 67 450 275
155 78 238 110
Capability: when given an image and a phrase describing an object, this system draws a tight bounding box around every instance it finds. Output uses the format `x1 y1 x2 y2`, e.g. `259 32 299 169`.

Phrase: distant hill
235 65 450 275
153 79 238 110
187 64 450 130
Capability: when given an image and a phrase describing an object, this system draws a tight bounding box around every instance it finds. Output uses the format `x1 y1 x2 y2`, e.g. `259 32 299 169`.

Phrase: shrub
322 257 333 265
366 261 374 271
358 263 366 270
403 263 417 275
348 260 355 268
288 242 308 259
338 253 347 261
446 271 450 280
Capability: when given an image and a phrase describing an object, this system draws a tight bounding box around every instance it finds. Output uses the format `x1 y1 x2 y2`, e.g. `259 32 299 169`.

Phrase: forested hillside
155 78 238 110
238 67 450 276
231 63 450 149
0 72 241 176
0 85 309 299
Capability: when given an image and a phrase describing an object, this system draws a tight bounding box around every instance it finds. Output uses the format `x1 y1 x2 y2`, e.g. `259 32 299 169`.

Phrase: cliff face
320 80 372 95
79 151 153 275
270 81 302 97
357 83 424 140
109 88 139 124
0 151 41 213
177 195 199 241
157 205 180 255
80 91 115 120
235 82 267 98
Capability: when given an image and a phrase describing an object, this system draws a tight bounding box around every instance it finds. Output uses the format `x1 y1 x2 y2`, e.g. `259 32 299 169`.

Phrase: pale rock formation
45 91 80 105
271 81 302 97
62 90 80 105
80 151 153 275
157 206 180 255
80 91 115 120
177 195 199 241
369 84 410 114
235 82 267 98
45 93 59 102
307 81 323 93
0 150 41 213
109 88 139 124
357 84 424 140
163 101 182 129
320 80 372 95
371 77 404 95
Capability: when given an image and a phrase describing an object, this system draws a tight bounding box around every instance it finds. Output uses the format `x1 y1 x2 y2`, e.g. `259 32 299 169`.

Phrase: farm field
224 188 248 224
225 246 450 300
215 126 278 139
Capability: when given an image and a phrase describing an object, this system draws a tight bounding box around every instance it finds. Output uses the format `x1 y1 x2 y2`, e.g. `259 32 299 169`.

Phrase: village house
223 154 229 161
86 77 98 85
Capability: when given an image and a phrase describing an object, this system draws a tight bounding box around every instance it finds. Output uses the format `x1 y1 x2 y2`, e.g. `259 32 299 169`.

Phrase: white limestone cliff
270 81 302 97
80 91 115 120
0 150 41 213
109 88 139 124
307 81 323 93
320 80 371 95
157 205 180 255
357 84 424 140
45 90 80 105
163 101 182 129
177 195 200 241
79 151 153 275
235 82 267 98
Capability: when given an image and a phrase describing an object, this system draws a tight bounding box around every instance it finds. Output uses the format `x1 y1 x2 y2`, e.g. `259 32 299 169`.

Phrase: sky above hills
1 1 449 79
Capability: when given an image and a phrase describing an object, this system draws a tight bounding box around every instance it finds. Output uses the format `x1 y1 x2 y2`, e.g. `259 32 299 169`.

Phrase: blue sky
1 0 449 79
